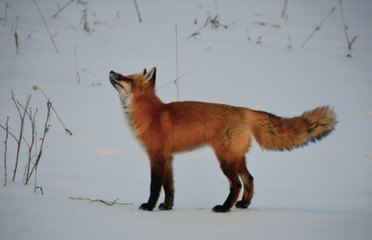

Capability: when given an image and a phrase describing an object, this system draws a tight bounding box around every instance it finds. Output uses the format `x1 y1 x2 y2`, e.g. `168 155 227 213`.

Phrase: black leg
139 160 165 211
159 158 174 210
235 158 254 209
236 165 254 209
213 161 242 212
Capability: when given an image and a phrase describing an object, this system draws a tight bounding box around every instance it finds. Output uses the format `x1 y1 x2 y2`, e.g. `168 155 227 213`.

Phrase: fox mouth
109 71 123 89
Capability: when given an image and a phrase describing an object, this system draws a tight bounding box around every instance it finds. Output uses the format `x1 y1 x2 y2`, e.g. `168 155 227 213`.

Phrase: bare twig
14 16 19 55
25 101 52 184
53 0 74 18
253 22 282 44
3 117 9 186
33 127 38 189
0 120 27 184
1 91 57 187
252 21 281 29
81 9 92 33
285 21 293 51
133 0 142 23
339 0 357 57
251 21 282 45
1 2 13 22
187 32 201 39
5 2 9 21
32 86 73 136
281 0 293 51
188 11 231 39
81 68 102 86
11 91 31 181
157 70 194 91
0 124 17 142
174 24 179 100
91 198 119 206
34 186 44 195
81 68 99 81
74 45 81 84
53 0 87 19
301 6 336 48
32 0 60 54
22 107 37 184
281 0 288 19
69 196 133 206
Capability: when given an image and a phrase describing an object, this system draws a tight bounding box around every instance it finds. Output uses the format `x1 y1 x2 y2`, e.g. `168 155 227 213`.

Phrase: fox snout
109 71 122 89
110 70 118 81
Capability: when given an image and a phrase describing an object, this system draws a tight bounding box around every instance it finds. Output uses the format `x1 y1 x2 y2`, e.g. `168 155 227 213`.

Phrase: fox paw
158 202 173 210
139 203 155 211
235 200 250 209
212 205 230 213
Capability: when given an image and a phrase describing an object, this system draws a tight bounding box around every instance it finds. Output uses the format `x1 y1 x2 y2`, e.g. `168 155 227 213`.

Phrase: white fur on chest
119 93 132 115
119 93 137 134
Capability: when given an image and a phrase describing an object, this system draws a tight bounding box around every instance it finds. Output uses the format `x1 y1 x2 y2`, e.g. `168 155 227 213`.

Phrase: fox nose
110 71 116 79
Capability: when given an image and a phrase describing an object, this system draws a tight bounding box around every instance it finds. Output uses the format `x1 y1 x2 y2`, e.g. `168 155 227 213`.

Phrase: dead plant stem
11 91 31 181
23 108 37 184
35 86 72 135
74 45 80 84
133 0 142 23
301 6 336 48
14 16 19 55
32 0 60 54
339 0 357 57
25 101 51 184
69 196 133 206
3 117 9 186
53 0 74 18
281 0 288 19
174 24 179 100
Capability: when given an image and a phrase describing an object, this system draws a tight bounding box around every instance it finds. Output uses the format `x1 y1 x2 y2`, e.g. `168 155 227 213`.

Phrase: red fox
109 67 337 212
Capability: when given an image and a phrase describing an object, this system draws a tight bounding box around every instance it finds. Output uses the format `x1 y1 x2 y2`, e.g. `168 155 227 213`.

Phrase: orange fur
109 67 337 212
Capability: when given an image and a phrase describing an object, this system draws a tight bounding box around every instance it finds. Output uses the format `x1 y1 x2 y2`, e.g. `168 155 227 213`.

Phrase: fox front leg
140 154 173 211
139 162 165 211
158 158 174 210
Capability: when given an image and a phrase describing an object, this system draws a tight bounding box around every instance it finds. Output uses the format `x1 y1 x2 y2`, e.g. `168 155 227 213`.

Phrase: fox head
109 67 157 110
110 67 156 95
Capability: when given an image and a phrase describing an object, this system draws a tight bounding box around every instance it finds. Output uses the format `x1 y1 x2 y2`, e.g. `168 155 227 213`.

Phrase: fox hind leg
213 160 242 212
236 158 254 209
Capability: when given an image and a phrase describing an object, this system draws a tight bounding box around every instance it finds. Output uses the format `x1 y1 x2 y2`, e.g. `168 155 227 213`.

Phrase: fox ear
143 68 147 75
144 67 156 85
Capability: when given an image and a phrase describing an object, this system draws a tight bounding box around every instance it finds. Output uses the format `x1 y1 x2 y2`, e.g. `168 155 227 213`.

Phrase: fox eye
143 69 147 75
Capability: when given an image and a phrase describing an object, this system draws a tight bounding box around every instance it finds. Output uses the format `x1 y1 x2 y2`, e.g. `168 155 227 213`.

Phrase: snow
1 0 372 239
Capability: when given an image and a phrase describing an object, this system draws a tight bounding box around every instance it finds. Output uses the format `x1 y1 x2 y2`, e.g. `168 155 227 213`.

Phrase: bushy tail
252 106 337 151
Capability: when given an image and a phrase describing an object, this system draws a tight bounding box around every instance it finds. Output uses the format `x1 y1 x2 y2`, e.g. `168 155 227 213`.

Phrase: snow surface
1 0 372 239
